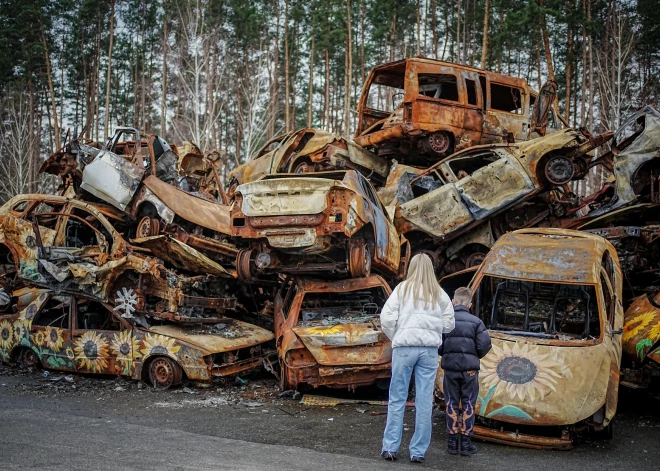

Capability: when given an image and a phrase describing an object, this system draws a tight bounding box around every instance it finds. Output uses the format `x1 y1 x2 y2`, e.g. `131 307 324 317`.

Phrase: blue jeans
382 346 439 457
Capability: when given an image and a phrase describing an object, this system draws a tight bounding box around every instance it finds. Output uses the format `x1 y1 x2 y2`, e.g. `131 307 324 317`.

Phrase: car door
71 297 126 376
460 70 485 142
483 80 529 142
30 294 75 371
51 203 113 264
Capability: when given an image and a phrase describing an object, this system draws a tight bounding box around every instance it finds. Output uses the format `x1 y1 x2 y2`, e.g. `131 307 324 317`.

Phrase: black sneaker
381 451 398 461
410 456 425 463
447 434 459 455
460 436 478 456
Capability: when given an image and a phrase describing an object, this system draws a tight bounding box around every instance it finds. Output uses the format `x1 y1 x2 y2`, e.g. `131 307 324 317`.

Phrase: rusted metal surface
471 425 573 451
435 228 624 448
274 276 392 390
621 292 660 367
231 171 404 280
355 57 566 163
0 289 274 386
228 129 390 198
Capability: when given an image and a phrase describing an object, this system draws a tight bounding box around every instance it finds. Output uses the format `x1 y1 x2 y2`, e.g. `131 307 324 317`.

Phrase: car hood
291 322 391 366
438 336 615 426
147 321 274 353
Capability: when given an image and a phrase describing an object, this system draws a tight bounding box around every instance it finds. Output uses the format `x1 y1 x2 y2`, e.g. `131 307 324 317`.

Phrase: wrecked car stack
2 56 660 449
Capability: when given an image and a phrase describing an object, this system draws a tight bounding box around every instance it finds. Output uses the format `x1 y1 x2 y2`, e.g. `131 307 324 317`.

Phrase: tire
18 348 40 369
349 242 372 278
135 216 161 238
148 356 183 390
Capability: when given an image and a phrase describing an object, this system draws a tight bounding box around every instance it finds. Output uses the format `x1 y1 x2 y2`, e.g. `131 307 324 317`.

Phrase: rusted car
230 170 408 280
273 276 392 390
435 229 624 449
0 288 274 389
385 127 611 272
355 57 566 161
619 291 660 389
227 128 390 199
42 128 237 265
0 194 236 322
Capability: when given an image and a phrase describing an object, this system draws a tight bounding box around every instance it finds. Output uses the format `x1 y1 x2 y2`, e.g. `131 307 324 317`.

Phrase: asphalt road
0 367 659 470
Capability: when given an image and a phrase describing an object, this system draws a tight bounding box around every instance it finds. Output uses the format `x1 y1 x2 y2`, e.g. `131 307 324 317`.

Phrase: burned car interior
296 287 388 327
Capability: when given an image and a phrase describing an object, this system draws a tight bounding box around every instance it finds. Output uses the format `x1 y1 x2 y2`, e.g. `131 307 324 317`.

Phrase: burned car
354 57 566 161
227 128 390 198
386 128 612 272
230 170 408 280
273 276 392 390
620 291 660 389
435 229 624 449
0 288 274 389
0 194 236 322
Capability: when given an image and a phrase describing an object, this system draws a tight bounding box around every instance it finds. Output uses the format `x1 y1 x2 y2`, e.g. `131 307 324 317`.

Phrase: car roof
479 228 617 284
293 275 391 294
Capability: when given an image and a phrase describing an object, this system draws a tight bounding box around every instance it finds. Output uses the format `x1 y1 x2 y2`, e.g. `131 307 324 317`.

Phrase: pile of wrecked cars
1 57 660 450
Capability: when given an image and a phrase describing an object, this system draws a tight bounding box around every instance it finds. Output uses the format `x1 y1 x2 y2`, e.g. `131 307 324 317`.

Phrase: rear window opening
447 151 501 179
418 74 459 102
490 83 523 114
297 287 388 327
474 276 601 340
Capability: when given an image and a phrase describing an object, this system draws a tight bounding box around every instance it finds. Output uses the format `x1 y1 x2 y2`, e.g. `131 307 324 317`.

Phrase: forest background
0 0 657 201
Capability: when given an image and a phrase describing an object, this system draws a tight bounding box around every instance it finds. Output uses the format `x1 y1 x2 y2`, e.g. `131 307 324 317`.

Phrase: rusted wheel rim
149 357 181 389
428 131 451 155
544 156 574 185
236 249 255 281
465 252 486 268
349 242 371 278
136 216 160 238
293 162 311 174
20 349 39 368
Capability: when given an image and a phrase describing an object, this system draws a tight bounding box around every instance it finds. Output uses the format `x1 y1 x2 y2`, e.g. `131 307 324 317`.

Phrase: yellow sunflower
13 319 31 344
111 330 140 363
481 342 570 402
73 331 109 372
44 327 64 352
623 311 656 343
0 319 14 350
65 347 75 360
31 331 45 347
141 334 180 357
649 321 660 342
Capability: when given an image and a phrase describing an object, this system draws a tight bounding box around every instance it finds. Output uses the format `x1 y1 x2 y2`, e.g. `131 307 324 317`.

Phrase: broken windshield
474 275 601 340
297 287 388 327
366 72 405 113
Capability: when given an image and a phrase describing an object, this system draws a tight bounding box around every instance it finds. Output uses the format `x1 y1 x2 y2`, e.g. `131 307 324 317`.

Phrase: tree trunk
360 0 366 83
104 0 116 139
307 2 316 128
431 0 438 58
456 0 461 63
344 0 352 137
480 0 490 69
161 16 168 137
538 0 555 81
324 47 330 129
416 0 421 56
40 18 60 151
284 0 290 132
269 0 280 139
564 8 572 122
587 0 594 130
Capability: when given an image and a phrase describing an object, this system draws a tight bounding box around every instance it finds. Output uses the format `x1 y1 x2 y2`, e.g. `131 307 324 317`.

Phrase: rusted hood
143 175 231 235
292 322 392 366
439 336 613 426
147 321 274 353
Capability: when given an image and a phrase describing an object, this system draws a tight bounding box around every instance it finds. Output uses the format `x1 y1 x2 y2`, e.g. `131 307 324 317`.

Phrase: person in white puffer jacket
380 253 455 464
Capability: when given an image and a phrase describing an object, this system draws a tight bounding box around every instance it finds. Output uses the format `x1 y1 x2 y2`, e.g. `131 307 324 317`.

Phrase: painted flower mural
73 331 109 372
0 319 13 350
623 311 655 343
13 319 31 345
481 342 570 403
111 330 139 374
44 327 64 352
31 331 45 347
141 334 180 358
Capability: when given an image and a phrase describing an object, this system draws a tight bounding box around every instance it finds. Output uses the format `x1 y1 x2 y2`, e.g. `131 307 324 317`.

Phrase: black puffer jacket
439 305 492 372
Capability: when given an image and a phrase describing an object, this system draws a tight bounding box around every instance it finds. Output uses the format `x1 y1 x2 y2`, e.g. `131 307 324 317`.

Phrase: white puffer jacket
380 283 455 348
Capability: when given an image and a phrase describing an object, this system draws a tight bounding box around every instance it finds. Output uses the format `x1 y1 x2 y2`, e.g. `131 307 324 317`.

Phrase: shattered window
446 150 501 179
297 287 388 326
600 273 615 328
10 200 31 216
475 275 601 340
465 79 478 106
282 282 298 319
28 202 66 230
490 83 523 114
418 74 459 102
367 83 404 113
64 208 112 251
613 113 646 151
33 295 70 328
75 299 120 331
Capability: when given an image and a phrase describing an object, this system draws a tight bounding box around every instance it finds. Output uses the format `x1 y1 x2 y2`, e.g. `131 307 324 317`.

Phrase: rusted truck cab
273 276 392 391
436 229 624 449
355 58 562 162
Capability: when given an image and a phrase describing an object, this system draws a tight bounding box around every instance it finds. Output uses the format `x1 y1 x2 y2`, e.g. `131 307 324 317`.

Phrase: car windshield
474 275 601 340
366 70 405 113
297 287 388 327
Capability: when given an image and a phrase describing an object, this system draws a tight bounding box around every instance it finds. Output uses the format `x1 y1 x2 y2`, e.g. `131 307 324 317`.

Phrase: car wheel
293 161 313 174
236 249 256 281
148 356 183 390
349 242 372 278
19 348 40 369
135 216 161 238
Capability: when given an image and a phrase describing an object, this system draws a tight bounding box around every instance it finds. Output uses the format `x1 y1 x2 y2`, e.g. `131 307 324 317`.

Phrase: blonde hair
453 287 472 306
400 253 446 308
